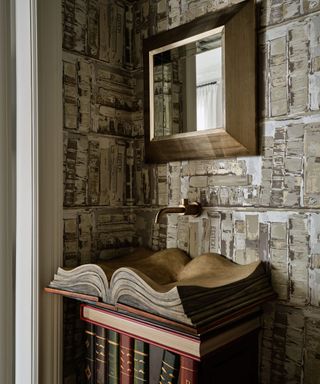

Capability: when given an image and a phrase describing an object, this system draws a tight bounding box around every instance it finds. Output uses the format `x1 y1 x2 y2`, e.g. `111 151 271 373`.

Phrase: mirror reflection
151 28 224 139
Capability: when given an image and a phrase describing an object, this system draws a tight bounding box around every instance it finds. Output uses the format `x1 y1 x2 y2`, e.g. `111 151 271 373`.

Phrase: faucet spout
154 199 201 224
155 206 186 224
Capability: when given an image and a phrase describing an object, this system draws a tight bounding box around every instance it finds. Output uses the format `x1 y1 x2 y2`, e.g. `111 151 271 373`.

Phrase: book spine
179 356 198 384
84 322 95 383
120 334 134 384
95 326 108 384
159 350 180 384
133 339 149 384
108 330 120 384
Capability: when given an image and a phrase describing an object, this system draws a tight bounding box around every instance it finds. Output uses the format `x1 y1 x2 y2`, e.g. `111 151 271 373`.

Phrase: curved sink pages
49 247 272 326
50 264 109 301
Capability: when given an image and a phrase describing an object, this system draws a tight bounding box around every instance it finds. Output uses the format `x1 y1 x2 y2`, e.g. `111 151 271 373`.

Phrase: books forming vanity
46 247 275 383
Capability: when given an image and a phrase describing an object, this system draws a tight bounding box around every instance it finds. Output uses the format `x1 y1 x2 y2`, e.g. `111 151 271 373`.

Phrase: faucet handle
180 199 202 216
180 198 188 207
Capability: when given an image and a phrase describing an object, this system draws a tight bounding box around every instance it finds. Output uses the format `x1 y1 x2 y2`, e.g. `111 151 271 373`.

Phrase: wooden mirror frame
143 0 257 163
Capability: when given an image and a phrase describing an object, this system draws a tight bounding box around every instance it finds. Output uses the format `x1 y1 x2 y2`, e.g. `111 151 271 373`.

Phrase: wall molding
38 0 63 383
0 0 14 382
15 0 63 383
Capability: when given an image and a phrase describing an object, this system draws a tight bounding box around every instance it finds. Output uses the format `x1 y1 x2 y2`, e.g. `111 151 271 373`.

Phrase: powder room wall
61 0 320 383
132 0 320 383
61 1 142 381
61 0 159 380
63 0 138 268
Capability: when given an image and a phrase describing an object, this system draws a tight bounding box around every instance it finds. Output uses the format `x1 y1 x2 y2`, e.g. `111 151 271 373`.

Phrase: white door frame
15 0 63 383
0 0 14 383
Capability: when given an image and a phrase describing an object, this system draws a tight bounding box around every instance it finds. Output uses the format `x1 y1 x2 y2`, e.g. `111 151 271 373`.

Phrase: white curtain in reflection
196 83 222 130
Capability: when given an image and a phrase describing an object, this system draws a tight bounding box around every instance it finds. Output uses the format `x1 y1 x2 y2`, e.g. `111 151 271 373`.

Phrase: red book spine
120 334 134 384
180 356 198 384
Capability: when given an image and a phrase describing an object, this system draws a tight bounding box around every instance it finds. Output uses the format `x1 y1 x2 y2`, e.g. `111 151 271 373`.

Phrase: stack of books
84 319 178 384
81 303 260 384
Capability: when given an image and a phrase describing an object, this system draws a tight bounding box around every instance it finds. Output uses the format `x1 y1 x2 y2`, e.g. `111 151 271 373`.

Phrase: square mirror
152 27 224 138
144 0 257 163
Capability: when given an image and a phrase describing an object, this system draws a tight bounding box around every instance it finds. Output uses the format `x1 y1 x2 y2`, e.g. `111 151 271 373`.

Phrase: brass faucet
154 199 202 224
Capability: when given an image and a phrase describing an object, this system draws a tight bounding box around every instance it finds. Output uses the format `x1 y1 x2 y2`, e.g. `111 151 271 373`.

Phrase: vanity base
193 331 259 383
81 303 261 384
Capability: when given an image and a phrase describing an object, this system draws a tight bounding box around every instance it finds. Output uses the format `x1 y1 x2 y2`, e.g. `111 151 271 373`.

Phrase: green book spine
133 339 149 384
95 326 107 384
159 350 180 384
108 329 120 384
84 322 95 383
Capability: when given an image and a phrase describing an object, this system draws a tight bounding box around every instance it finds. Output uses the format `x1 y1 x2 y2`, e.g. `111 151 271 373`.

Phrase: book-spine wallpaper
62 0 320 383
62 1 143 381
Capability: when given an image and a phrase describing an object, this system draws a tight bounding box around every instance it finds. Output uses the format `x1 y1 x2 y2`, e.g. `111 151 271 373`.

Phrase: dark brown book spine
84 322 95 383
180 356 198 384
120 334 134 384
149 344 164 384
95 326 108 384
159 350 180 384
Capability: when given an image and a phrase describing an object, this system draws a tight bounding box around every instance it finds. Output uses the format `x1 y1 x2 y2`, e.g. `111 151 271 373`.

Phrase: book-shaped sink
49 248 274 327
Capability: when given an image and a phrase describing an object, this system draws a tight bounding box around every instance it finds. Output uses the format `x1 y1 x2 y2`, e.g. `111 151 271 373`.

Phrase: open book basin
95 248 262 291
50 248 274 326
